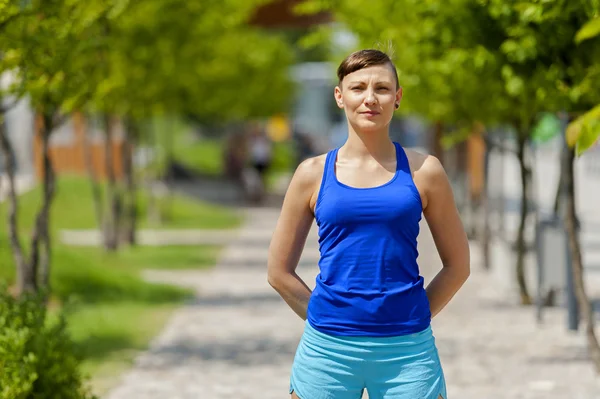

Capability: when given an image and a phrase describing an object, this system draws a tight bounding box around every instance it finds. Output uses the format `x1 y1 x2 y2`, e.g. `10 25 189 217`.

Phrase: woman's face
334 64 402 133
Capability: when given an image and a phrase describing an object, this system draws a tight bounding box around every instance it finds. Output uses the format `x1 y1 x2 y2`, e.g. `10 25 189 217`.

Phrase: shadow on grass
110 245 219 271
75 333 138 363
48 244 193 305
64 302 179 372
54 270 191 304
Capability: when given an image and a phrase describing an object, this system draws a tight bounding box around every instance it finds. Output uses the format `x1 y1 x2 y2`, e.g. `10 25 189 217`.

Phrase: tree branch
0 97 21 114
483 135 517 155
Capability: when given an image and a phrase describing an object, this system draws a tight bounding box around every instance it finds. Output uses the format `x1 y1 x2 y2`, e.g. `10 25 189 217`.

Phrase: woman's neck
341 124 395 161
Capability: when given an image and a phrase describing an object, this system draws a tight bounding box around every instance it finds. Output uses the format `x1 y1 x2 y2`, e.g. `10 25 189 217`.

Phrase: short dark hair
337 49 399 89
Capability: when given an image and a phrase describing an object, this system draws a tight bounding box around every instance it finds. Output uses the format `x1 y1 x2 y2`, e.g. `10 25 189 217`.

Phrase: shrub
0 288 96 399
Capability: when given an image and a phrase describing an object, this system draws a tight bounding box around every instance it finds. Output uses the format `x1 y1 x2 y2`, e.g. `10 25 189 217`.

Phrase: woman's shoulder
403 148 445 179
403 148 450 207
293 154 328 186
284 154 328 208
401 149 449 209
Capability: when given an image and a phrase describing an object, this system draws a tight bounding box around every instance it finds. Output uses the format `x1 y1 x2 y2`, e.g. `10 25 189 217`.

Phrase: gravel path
104 206 600 399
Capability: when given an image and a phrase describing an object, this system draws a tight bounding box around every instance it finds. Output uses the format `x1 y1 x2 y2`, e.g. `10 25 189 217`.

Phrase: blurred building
1 72 128 181
33 112 129 181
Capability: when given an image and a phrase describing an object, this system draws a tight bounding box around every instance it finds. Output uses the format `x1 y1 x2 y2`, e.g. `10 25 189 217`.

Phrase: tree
23 0 298 252
559 14 600 374
0 0 101 295
1 0 297 294
90 0 296 247
489 1 600 372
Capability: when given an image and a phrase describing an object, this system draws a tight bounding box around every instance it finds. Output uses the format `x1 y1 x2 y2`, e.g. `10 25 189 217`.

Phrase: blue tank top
306 142 431 337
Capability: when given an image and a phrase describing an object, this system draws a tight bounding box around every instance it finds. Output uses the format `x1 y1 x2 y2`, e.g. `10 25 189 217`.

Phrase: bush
0 289 96 399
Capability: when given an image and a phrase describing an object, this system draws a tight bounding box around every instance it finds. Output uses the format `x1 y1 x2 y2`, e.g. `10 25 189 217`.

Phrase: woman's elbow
456 247 471 281
446 258 470 282
462 264 471 281
458 257 471 281
267 270 285 290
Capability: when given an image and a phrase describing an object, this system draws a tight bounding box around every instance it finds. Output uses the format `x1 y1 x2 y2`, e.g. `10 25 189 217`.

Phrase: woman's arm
267 157 322 320
420 155 471 318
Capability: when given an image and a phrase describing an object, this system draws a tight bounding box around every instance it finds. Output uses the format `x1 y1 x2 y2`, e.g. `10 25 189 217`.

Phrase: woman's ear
396 86 403 107
334 86 344 109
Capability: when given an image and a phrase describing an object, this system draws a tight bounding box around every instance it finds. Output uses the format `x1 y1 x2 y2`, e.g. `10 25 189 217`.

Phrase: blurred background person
244 122 273 203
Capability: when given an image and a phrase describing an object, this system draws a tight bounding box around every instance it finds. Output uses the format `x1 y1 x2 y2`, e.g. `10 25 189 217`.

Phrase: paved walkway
104 207 600 399
60 228 244 247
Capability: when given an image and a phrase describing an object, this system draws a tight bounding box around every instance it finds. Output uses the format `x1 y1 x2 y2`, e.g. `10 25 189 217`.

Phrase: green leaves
531 112 562 144
95 0 295 120
310 0 600 138
566 15 600 155
566 104 600 155
0 289 96 399
575 17 600 43
576 121 600 155
0 0 295 122
0 0 96 115
502 65 525 97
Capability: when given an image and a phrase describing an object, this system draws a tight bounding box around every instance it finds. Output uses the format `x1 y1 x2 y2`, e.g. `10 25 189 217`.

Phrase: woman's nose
364 90 377 105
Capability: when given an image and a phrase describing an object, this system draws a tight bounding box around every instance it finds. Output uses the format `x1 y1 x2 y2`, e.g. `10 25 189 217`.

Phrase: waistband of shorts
303 319 435 350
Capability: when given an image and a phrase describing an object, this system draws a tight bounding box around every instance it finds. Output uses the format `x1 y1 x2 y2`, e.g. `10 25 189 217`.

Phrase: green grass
81 244 220 272
0 175 242 395
12 175 241 231
0 230 196 395
69 302 178 396
174 137 224 176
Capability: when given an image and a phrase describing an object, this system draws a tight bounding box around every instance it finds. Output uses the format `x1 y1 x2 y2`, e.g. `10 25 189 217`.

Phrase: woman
267 49 470 399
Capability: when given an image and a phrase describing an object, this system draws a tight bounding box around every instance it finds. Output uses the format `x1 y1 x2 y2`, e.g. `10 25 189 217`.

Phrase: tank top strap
394 142 411 174
321 148 338 189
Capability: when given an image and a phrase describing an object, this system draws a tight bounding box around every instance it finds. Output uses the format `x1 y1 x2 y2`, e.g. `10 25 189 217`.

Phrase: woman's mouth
361 111 380 116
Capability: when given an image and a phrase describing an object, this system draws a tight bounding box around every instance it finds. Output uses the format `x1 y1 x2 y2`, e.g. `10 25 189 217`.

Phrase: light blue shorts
290 320 447 399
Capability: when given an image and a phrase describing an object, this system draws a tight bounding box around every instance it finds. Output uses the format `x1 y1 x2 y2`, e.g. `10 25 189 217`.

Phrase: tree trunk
497 133 506 237
102 114 120 251
0 115 32 294
121 118 137 246
74 112 104 228
30 112 56 294
563 147 600 373
147 118 162 225
468 123 490 269
163 117 175 222
453 141 470 233
515 135 532 305
553 170 563 215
